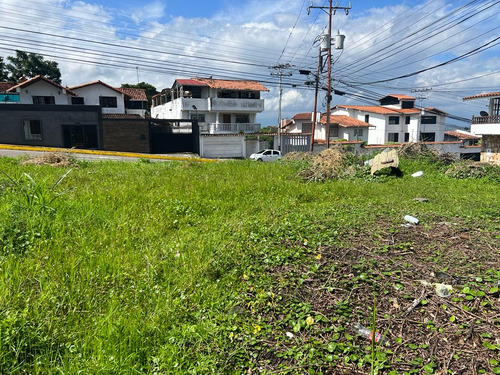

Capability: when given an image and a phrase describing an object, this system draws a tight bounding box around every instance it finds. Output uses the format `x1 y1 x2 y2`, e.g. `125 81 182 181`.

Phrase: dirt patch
21 153 78 168
241 220 500 374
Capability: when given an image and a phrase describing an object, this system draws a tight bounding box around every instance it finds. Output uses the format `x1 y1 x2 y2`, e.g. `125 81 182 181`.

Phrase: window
421 116 437 124
493 98 500 115
329 124 339 137
364 115 370 123
388 116 399 125
33 96 55 105
354 128 364 137
401 101 414 109
302 123 312 133
71 97 84 105
190 113 206 123
23 120 42 140
404 133 409 142
99 96 118 108
388 133 399 142
419 132 435 142
405 116 411 125
235 114 250 123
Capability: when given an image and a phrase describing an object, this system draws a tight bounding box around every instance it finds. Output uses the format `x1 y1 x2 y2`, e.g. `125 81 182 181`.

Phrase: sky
1 0 500 129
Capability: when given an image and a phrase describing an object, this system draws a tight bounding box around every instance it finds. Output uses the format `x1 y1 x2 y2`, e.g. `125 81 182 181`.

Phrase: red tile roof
190 77 269 91
176 79 209 87
381 94 416 101
463 92 500 101
116 87 147 101
337 105 420 115
0 82 15 92
293 112 313 120
425 107 447 115
7 75 77 96
444 131 480 140
320 114 372 127
69 80 125 96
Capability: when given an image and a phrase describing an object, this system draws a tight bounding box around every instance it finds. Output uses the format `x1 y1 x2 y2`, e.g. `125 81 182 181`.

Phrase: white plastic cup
404 215 420 225
411 171 424 178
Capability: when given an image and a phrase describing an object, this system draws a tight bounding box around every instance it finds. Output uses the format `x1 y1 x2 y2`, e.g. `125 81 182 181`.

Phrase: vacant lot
0 152 498 374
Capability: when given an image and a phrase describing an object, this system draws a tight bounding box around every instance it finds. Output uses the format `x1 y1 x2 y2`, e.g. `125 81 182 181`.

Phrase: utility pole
307 1 350 149
270 63 293 150
411 88 432 141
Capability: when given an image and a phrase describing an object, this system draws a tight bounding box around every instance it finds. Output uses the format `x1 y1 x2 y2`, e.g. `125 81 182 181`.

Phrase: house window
388 116 399 125
329 124 339 138
33 96 55 105
72 97 84 105
493 98 500 115
23 120 42 140
421 116 437 124
388 133 399 142
405 116 411 125
364 115 369 123
191 113 206 123
235 114 250 123
99 96 118 108
420 132 435 142
354 128 364 137
302 123 312 133
401 101 414 109
404 133 409 142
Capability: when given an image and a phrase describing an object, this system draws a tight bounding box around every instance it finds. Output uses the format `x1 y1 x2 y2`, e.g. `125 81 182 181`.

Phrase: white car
249 149 282 162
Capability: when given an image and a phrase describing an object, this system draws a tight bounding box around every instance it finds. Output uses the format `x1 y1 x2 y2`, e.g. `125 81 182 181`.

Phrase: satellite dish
480 111 489 116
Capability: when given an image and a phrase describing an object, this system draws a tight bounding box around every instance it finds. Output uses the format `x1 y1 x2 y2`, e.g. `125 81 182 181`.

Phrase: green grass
0 156 498 374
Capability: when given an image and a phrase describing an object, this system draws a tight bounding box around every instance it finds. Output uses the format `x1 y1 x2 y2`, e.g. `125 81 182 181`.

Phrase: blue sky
1 0 499 127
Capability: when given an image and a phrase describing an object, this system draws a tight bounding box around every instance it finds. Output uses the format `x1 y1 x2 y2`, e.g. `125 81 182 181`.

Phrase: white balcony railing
210 98 264 112
205 123 261 134
471 115 500 124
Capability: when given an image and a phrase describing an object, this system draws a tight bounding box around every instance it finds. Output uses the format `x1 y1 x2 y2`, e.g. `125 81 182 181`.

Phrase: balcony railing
206 123 261 134
472 115 500 124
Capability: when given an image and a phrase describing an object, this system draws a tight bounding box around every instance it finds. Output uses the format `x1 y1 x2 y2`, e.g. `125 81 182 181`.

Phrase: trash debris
411 171 424 177
371 148 399 176
406 297 422 314
404 215 420 225
353 323 385 344
412 197 429 202
435 283 452 298
285 331 295 339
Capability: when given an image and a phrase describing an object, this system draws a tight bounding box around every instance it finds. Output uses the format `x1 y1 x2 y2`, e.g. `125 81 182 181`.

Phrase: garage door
202 136 243 158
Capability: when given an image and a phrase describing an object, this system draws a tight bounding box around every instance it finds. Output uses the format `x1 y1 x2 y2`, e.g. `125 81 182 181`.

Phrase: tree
121 82 158 108
0 57 8 81
6 50 61 84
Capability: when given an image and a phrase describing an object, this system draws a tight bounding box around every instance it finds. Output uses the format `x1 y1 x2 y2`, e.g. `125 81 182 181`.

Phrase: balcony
205 123 261 134
471 115 500 135
210 98 264 112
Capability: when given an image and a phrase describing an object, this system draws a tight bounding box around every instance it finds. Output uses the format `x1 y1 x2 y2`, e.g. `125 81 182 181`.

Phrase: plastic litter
353 323 385 344
411 171 424 177
435 283 452 298
404 215 420 225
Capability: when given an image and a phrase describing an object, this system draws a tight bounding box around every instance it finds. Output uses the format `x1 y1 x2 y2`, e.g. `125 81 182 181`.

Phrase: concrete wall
102 119 150 153
0 104 101 147
481 135 500 164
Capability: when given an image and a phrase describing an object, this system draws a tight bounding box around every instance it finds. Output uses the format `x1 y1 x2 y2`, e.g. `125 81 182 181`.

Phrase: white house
463 91 500 164
4 75 77 105
151 77 269 134
282 112 371 143
331 94 447 144
69 81 147 117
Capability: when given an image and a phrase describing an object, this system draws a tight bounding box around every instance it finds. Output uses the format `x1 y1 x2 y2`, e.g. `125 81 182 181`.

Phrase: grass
0 153 498 374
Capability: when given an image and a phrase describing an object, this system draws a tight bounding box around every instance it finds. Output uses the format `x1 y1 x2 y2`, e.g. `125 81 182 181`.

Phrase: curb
0 144 217 163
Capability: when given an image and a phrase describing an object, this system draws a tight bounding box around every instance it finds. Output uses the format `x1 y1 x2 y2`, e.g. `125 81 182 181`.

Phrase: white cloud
130 0 166 23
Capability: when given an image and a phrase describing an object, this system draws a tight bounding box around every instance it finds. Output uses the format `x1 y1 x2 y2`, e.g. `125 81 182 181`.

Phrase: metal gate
149 119 199 154
281 133 311 155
